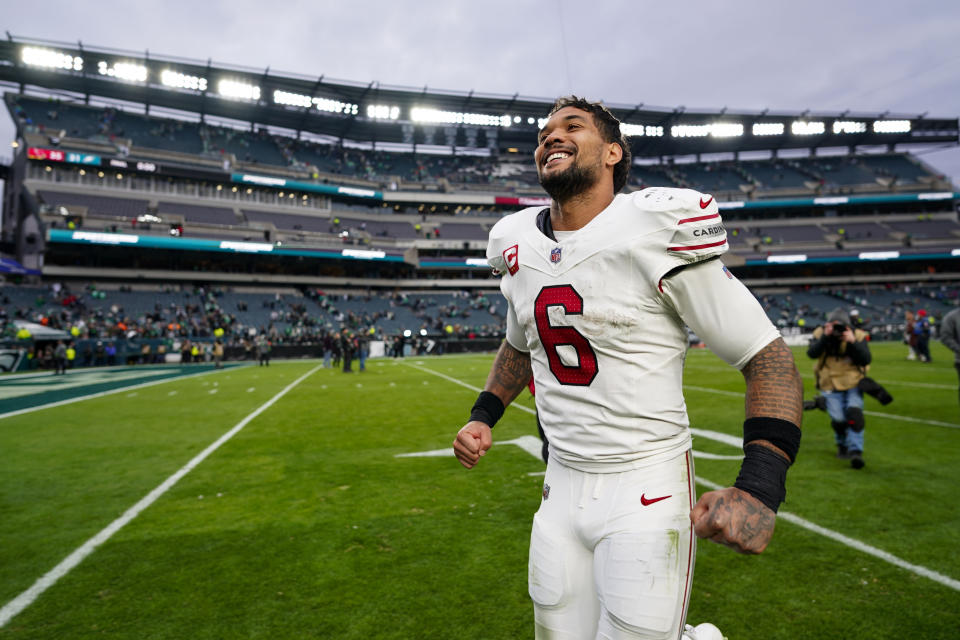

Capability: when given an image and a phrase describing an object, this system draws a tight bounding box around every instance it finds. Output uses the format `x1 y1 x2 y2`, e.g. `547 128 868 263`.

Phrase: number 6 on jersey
534 285 599 386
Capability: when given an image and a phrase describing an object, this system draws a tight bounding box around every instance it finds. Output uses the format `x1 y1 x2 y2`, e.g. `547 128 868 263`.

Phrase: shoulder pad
630 187 716 214
486 207 539 275
631 188 727 258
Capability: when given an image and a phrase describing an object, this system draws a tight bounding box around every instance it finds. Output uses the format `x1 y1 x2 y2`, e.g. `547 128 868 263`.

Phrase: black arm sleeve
846 340 871 366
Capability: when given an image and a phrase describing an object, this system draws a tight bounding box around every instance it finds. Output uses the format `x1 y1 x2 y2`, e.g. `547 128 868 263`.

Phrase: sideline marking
406 361 960 593
0 364 322 628
0 366 248 421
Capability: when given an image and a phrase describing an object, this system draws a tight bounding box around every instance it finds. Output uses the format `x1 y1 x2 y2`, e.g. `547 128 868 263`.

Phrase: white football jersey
487 188 780 472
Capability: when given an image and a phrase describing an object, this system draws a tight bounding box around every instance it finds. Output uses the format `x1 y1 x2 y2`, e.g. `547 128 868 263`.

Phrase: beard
538 158 600 203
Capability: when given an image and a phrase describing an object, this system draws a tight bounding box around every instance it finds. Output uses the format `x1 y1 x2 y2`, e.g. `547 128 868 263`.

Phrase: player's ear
605 142 623 168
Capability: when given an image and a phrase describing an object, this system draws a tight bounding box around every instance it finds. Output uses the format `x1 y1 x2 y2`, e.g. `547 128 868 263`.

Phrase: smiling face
535 106 621 203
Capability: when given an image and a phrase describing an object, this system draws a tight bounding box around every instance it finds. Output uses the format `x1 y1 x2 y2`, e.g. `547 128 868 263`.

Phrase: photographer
807 308 872 469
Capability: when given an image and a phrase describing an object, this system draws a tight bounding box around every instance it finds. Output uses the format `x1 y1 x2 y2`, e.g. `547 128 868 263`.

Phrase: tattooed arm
453 341 532 469
741 337 803 455
691 337 803 553
481 340 534 408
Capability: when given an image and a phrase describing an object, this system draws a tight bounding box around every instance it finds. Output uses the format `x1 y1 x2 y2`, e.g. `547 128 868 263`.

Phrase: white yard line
863 410 960 429
684 385 960 429
692 363 958 391
0 364 321 629
696 477 960 593
406 361 960 593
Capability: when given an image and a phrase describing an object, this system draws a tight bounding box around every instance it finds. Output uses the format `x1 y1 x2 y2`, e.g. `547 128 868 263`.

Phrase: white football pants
529 450 696 640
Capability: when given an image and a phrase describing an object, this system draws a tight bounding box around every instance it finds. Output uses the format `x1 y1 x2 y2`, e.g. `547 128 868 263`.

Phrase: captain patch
503 244 520 275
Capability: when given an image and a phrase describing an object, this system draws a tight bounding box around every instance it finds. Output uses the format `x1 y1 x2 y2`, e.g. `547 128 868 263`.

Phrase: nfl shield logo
550 246 562 264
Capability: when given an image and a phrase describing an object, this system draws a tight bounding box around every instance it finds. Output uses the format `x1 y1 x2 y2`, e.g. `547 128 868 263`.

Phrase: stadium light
273 89 312 108
620 123 665 138
367 104 400 120
873 120 911 134
708 123 744 138
671 123 744 138
314 97 358 115
791 121 825 135
411 107 511 127
161 69 208 91
218 79 261 101
275 90 357 115
21 46 83 71
752 123 784 136
833 120 867 134
97 60 148 83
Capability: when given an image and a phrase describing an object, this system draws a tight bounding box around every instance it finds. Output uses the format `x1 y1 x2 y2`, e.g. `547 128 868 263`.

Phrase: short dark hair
546 95 632 193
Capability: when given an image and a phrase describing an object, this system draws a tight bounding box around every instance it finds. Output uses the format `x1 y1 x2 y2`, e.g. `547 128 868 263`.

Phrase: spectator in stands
807 308 871 469
939 308 960 411
913 310 932 363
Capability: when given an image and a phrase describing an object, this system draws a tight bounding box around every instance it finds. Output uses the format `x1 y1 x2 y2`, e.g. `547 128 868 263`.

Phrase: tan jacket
809 326 871 392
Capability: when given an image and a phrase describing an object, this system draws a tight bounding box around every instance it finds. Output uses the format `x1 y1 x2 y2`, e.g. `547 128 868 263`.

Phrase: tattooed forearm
741 337 803 428
485 341 533 407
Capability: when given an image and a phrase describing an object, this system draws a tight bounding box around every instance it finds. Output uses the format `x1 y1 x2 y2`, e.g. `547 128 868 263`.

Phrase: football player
453 96 802 640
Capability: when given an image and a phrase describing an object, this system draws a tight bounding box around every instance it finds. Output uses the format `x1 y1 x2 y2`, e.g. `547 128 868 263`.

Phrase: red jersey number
534 285 598 386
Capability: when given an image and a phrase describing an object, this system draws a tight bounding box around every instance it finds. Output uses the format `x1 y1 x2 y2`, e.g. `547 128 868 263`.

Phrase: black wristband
470 391 505 428
743 417 801 463
734 444 790 513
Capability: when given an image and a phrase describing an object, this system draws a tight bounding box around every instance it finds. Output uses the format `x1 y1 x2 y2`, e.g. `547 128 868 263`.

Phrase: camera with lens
830 322 847 333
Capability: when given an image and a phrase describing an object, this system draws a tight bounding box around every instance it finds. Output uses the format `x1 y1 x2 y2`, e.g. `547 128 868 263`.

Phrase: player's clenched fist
690 486 776 554
453 421 493 469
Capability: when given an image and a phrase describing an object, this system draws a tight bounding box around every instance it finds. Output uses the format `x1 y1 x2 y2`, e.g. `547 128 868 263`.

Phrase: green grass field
1 341 958 639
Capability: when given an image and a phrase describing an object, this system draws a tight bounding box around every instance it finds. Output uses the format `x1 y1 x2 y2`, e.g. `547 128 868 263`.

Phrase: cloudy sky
3 0 959 181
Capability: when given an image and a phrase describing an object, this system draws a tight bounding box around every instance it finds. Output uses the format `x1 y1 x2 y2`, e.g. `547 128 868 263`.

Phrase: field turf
1 341 958 639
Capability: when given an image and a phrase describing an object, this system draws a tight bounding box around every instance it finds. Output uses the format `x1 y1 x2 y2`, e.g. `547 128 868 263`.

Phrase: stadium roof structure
1 35 957 159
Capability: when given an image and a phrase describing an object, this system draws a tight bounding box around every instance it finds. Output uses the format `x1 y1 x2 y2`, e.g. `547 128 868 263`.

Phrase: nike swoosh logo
699 196 714 209
640 493 671 506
